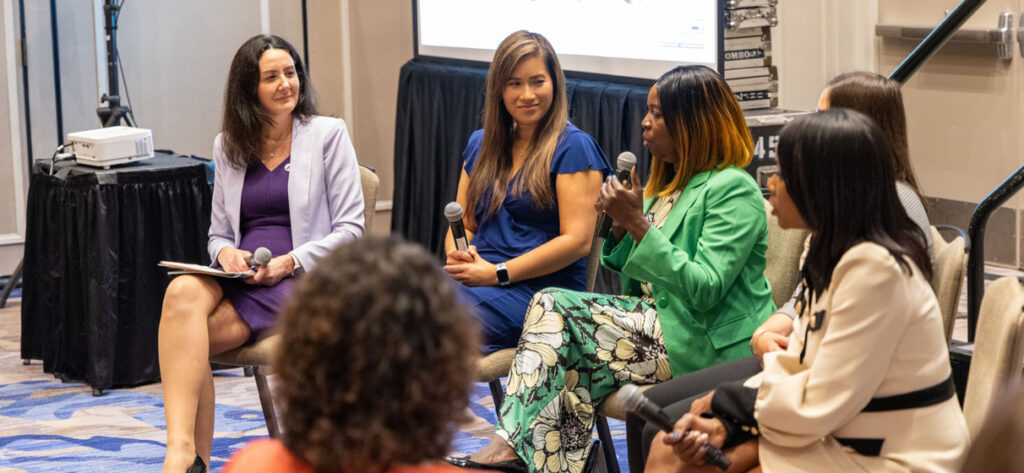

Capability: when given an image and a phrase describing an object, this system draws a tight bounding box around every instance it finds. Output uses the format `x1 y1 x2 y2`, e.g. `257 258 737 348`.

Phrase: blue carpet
0 378 630 472
0 375 265 472
453 382 630 473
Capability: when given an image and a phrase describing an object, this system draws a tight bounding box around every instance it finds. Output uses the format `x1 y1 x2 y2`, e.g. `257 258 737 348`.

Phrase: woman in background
223 236 481 473
159 34 364 473
450 65 774 473
444 30 608 353
647 109 968 473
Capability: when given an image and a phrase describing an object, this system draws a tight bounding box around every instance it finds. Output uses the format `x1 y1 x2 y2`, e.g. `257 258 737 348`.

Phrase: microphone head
252 247 272 266
616 151 637 172
444 201 464 222
620 384 644 412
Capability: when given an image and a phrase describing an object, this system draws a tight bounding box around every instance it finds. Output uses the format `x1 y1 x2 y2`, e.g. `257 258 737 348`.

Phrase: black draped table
21 152 212 394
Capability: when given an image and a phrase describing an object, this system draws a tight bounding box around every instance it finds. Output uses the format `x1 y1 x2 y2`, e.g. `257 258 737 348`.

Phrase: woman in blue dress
443 31 609 353
158 35 365 473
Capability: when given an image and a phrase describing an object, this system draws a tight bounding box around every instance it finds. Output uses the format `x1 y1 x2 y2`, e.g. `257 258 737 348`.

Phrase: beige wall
7 0 1021 275
308 0 412 235
876 0 1023 265
0 0 26 276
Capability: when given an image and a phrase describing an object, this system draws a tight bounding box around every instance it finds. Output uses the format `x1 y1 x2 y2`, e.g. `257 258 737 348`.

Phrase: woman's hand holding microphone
596 166 647 243
217 247 295 286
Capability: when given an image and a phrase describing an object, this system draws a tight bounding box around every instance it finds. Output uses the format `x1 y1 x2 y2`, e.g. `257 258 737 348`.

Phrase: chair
209 164 379 438
762 206 810 309
961 276 1024 436
930 226 968 345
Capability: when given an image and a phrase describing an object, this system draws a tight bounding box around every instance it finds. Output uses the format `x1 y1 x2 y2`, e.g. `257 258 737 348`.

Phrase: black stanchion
966 165 1024 342
887 0 987 84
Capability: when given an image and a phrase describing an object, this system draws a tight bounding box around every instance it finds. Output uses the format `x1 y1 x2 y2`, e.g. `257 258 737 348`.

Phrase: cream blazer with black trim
754 242 970 473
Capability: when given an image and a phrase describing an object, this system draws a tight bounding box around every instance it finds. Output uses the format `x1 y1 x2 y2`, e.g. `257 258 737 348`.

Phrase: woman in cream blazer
647 110 969 473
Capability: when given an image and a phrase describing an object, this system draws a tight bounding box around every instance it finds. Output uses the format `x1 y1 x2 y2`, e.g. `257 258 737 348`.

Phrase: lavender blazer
208 116 365 271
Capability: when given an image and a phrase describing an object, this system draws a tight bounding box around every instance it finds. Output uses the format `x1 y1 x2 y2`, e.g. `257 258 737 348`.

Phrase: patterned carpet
3 256 1005 472
0 297 628 473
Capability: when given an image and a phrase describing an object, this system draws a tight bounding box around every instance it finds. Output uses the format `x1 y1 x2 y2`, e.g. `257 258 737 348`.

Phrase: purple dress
219 157 294 343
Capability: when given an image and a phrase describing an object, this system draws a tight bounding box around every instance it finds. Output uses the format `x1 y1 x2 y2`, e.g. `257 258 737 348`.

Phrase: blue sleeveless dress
458 125 609 353
218 157 295 344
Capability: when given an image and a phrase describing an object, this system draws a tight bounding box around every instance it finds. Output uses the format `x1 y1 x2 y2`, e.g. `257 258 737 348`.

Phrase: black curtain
392 58 653 293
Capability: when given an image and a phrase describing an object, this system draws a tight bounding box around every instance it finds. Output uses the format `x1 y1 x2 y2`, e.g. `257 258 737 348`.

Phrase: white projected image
417 0 719 79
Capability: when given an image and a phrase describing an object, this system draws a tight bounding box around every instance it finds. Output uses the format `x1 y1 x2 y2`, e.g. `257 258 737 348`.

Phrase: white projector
68 126 155 167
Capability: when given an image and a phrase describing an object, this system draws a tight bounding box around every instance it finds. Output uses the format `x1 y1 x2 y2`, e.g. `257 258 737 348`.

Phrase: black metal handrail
966 165 1024 341
888 0 987 84
884 0 993 342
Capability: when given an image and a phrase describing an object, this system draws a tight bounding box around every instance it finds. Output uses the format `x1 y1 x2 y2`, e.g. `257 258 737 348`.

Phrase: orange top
222 439 485 473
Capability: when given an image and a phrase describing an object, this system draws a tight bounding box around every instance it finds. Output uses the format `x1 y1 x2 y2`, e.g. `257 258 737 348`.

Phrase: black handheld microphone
621 384 731 471
245 247 272 267
596 151 638 237
445 202 469 251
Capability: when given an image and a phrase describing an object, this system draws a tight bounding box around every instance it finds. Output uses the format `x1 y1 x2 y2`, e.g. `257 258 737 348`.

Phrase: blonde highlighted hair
646 65 753 198
465 30 569 221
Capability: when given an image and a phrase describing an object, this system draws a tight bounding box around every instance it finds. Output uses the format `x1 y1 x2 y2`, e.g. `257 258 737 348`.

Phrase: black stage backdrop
392 58 654 293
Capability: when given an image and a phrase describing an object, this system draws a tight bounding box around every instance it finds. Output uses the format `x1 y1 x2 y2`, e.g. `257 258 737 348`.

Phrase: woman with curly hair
223 236 482 473
450 65 775 473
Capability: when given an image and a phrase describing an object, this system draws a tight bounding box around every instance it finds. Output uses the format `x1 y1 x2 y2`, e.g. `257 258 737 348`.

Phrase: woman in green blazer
450 66 775 473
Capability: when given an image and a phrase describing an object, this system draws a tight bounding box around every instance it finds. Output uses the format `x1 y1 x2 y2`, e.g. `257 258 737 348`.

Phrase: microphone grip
634 402 731 471
599 168 634 238
450 223 469 251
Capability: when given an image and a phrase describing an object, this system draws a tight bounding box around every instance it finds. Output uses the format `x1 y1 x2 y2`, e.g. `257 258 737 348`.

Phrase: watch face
497 263 510 286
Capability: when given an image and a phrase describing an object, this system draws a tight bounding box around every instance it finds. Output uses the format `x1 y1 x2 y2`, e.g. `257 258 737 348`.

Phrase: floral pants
496 288 672 473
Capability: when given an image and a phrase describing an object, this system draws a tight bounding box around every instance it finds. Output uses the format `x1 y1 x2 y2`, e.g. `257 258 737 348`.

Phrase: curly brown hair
273 236 480 473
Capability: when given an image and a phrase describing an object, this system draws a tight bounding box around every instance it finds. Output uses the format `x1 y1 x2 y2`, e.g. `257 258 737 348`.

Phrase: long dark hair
466 30 568 221
645 65 753 198
221 34 318 169
778 109 931 300
825 71 923 201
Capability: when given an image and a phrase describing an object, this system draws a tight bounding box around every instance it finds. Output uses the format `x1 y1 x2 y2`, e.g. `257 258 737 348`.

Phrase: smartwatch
496 262 511 287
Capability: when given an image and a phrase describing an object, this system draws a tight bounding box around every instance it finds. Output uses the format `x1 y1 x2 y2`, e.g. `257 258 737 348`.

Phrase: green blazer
602 166 775 376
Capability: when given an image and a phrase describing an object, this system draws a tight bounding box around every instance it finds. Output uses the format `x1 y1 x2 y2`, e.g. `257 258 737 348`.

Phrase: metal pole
888 0 986 84
49 0 63 143
966 164 1024 341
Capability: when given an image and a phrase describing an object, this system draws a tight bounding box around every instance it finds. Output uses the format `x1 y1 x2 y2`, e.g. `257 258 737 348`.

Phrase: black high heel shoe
186 454 206 473
445 455 528 473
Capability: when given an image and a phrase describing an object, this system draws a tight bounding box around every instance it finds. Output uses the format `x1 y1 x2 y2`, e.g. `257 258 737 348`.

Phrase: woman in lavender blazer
158 35 363 473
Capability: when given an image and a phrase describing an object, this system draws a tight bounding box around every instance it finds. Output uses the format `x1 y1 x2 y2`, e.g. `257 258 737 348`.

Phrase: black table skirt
21 153 212 389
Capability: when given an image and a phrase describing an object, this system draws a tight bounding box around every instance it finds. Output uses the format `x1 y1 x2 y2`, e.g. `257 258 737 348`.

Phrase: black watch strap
496 262 511 287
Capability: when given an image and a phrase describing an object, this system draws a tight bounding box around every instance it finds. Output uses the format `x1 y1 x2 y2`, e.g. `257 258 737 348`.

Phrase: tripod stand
2 1 135 307
95 0 135 127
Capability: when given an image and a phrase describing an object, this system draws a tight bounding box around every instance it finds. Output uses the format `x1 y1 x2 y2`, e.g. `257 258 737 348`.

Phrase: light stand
95 0 134 127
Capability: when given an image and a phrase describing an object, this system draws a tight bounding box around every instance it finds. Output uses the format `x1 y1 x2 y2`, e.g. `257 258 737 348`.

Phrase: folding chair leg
0 259 23 309
253 365 280 438
488 379 506 416
595 415 621 473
